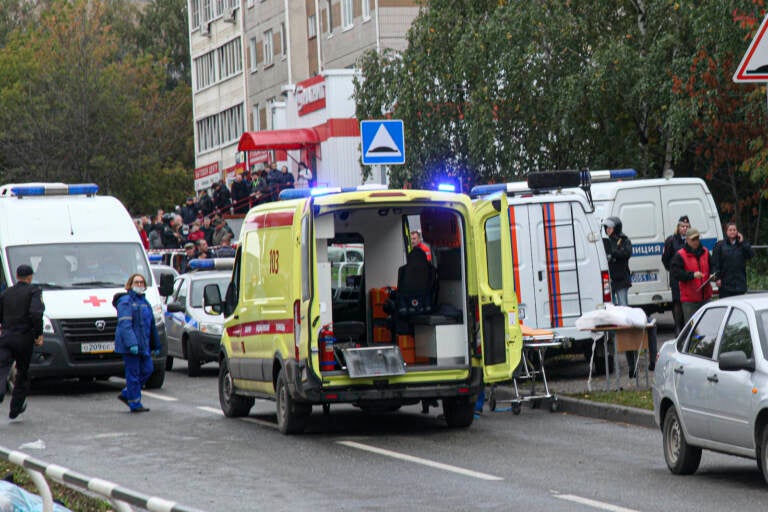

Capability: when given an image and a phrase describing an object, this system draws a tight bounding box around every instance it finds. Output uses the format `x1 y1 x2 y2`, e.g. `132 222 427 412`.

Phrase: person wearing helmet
602 216 638 376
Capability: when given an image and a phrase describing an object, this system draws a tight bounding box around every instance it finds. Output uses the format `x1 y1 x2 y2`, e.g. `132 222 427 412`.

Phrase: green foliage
0 0 192 214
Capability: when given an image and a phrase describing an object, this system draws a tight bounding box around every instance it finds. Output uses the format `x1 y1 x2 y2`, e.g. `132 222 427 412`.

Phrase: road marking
196 406 278 429
337 440 503 481
142 391 177 402
553 493 640 512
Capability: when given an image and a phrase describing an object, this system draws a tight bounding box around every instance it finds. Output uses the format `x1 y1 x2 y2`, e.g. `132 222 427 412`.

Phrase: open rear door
473 194 521 383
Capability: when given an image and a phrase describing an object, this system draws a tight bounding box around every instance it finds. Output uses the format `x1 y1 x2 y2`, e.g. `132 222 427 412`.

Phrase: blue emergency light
10 183 99 197
188 258 234 270
469 183 507 196
279 184 389 201
437 183 456 192
148 253 163 263
588 169 637 182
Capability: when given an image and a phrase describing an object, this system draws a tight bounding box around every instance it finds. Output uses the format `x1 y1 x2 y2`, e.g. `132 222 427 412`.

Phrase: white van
471 171 611 359
0 183 167 387
590 174 722 313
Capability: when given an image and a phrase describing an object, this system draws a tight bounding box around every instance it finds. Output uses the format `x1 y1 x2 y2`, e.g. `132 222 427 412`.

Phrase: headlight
43 316 55 335
200 322 223 335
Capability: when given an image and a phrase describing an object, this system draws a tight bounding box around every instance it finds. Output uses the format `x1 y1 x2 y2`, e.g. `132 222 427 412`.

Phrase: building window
215 0 224 17
249 37 258 72
326 0 333 35
194 50 216 90
190 0 201 30
341 0 353 29
263 29 273 66
361 0 370 20
201 0 211 23
197 115 220 153
252 104 260 131
308 14 317 38
217 38 242 80
280 22 287 57
196 103 244 153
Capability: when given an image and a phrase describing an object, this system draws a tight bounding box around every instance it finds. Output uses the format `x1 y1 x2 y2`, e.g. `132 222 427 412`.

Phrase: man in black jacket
661 215 690 335
711 222 755 298
0 265 45 419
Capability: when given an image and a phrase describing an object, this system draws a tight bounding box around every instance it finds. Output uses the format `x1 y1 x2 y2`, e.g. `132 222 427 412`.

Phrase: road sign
734 14 768 82
361 120 405 165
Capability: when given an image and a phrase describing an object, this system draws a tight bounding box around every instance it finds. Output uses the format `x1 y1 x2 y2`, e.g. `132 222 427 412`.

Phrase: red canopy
238 128 320 151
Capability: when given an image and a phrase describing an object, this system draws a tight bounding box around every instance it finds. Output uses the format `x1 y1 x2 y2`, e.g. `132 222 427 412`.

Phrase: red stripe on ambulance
246 210 295 229
227 319 294 338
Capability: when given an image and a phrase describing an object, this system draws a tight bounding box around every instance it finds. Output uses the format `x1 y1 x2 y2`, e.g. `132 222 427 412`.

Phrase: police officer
0 265 45 419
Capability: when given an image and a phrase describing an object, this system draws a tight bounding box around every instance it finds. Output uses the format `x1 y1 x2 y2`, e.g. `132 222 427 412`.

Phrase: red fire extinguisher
319 325 337 372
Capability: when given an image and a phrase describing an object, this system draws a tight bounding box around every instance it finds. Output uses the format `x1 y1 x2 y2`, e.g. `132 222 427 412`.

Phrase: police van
590 174 722 312
204 186 521 433
470 171 612 362
0 183 167 387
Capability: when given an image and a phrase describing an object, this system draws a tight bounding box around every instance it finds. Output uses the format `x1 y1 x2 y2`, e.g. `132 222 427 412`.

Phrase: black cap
16 264 34 277
678 215 690 224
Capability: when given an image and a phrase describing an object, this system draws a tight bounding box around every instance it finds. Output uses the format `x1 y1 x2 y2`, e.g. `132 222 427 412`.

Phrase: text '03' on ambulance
0 183 167 388
203 185 521 434
589 170 722 313
470 170 612 365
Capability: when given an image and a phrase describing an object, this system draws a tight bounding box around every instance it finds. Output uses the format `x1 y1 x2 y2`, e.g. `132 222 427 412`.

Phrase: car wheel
165 356 174 371
442 397 475 428
183 338 202 377
218 359 253 417
144 367 165 389
663 408 701 475
275 367 310 434
759 426 768 484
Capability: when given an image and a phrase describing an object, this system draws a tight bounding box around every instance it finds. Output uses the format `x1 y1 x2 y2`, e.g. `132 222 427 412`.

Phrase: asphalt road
1 352 766 512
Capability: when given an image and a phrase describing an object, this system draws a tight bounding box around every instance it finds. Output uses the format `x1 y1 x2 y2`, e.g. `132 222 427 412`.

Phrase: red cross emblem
83 296 106 307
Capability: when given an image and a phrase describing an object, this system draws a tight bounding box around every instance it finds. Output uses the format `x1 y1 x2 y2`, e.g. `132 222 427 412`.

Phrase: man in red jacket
670 228 712 325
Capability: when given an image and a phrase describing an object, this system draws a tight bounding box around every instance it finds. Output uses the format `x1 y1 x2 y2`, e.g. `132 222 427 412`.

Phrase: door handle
707 374 719 383
674 366 684 375
538 271 543 281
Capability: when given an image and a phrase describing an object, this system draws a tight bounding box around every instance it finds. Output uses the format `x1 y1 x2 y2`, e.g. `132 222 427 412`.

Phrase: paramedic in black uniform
0 264 45 419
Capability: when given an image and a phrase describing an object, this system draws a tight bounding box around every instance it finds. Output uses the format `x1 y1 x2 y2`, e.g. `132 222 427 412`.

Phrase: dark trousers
672 301 684 336
0 332 34 408
122 354 154 407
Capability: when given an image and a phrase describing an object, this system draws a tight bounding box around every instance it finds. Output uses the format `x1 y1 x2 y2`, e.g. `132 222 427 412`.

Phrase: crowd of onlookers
216 160 314 215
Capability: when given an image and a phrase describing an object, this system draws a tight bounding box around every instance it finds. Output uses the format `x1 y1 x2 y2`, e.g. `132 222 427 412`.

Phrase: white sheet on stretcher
574 304 648 331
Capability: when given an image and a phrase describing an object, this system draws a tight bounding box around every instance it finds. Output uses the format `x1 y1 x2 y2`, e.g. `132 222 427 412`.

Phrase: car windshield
757 309 768 358
190 277 230 308
7 243 150 289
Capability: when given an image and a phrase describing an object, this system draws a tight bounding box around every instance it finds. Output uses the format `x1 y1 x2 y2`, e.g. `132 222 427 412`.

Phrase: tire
759 426 768 484
218 359 254 417
442 397 475 428
184 339 202 377
144 367 165 389
275 368 311 434
663 408 701 475
165 356 174 371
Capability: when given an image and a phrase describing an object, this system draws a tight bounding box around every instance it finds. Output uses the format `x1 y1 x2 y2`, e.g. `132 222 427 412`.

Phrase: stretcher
488 326 563 415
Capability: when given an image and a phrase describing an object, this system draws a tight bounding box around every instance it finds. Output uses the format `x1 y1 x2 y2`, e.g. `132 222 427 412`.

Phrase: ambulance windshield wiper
70 281 125 287
34 283 64 289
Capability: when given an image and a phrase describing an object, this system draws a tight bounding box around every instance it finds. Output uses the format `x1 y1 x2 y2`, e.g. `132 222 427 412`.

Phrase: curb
555 395 656 429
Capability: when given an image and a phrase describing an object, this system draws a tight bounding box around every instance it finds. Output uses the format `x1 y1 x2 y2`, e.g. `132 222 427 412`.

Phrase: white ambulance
0 183 167 387
470 172 612 362
590 174 722 313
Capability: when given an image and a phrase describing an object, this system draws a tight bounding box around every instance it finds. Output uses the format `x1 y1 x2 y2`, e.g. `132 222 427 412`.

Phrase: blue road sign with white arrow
361 120 405 165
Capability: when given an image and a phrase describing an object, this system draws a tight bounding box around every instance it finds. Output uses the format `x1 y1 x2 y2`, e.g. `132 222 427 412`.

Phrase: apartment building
189 0 419 191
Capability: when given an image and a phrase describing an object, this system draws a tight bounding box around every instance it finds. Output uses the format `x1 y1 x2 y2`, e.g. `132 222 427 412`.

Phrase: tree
0 0 192 213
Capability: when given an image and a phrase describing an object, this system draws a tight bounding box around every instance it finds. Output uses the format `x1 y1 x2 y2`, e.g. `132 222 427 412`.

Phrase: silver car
653 294 768 483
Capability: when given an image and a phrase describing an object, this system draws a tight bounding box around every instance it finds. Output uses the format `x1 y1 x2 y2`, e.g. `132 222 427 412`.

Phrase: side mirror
204 283 223 315
166 301 185 313
159 274 175 297
718 350 755 372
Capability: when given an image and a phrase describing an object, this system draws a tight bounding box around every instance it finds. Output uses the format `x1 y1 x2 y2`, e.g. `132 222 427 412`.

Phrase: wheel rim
667 416 681 464
222 367 234 403
277 379 287 425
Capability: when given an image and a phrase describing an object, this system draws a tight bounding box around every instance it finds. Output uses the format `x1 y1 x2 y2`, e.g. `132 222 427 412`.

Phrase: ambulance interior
315 206 470 370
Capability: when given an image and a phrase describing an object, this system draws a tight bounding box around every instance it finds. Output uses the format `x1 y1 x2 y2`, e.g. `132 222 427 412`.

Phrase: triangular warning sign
734 14 768 82
365 124 402 158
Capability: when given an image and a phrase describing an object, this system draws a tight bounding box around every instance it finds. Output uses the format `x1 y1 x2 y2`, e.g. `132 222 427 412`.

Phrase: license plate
631 271 658 283
81 342 115 353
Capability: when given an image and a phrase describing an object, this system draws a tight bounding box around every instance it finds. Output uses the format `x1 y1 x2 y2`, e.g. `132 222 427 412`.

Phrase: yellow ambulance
204 187 521 434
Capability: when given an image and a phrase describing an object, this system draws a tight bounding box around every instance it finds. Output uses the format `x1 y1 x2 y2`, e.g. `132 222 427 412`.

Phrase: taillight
293 300 301 361
601 271 611 303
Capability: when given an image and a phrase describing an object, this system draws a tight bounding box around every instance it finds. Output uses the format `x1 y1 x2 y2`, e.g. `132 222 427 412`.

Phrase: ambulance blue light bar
279 184 389 201
437 183 456 192
10 183 99 197
588 169 637 182
469 184 507 196
148 253 163 263
188 258 235 270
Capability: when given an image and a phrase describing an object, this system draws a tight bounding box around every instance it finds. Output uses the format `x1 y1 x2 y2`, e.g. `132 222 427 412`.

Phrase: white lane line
337 440 503 481
197 406 224 415
141 391 178 402
553 493 640 512
196 406 277 429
